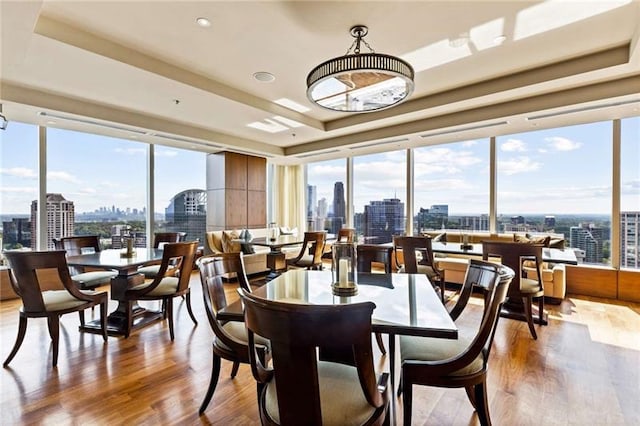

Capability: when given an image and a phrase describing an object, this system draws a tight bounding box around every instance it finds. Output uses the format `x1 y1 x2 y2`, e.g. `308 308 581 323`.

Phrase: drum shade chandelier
306 25 414 113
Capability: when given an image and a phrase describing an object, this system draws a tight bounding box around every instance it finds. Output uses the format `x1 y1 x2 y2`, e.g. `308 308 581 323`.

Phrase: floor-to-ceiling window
413 139 490 235
0 122 39 251
154 146 206 244
47 128 147 249
306 159 347 233
353 150 406 244
496 121 613 265
620 117 640 269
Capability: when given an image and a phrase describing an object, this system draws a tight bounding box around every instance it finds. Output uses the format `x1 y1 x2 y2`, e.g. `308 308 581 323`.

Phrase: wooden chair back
57 235 101 256
337 228 356 243
153 232 185 248
356 244 393 273
393 235 436 274
209 252 252 292
289 231 326 269
4 250 90 313
197 255 255 358
448 259 503 321
239 289 388 425
481 241 544 297
128 241 197 298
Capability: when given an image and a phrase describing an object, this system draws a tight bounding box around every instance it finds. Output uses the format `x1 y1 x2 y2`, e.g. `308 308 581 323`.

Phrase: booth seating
205 228 299 277
420 231 567 301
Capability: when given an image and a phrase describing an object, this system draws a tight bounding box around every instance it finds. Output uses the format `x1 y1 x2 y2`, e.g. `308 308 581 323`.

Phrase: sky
307 117 639 215
1 118 638 218
1 123 205 215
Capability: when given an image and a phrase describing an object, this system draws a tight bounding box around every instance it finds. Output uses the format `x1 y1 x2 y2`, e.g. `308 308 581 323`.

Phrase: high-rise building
363 198 405 244
333 182 345 221
331 182 346 234
30 193 75 250
2 217 31 249
458 214 489 231
544 215 556 228
570 223 606 264
307 185 317 221
415 204 448 231
165 189 206 243
621 211 639 268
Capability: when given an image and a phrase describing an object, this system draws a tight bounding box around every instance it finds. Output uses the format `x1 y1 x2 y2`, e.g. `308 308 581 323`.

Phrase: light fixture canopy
306 25 414 113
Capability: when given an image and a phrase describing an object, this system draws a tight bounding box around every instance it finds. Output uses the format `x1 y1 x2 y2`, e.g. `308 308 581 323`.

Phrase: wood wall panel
224 152 247 190
247 191 266 227
566 265 617 299
618 269 640 302
247 156 266 191
224 189 248 228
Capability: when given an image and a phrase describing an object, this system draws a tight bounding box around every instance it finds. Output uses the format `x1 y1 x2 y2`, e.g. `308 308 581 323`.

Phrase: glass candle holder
332 241 357 288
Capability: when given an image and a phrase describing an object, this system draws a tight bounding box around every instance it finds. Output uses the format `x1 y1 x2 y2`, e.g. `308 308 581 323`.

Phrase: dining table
246 232 336 280
66 248 164 336
218 269 457 398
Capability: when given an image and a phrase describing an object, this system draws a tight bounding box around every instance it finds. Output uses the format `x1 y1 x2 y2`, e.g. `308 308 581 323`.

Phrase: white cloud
78 187 97 194
0 167 37 178
498 156 542 175
0 186 37 193
99 180 118 188
47 171 81 184
545 136 582 151
414 147 483 176
500 139 527 152
461 140 478 147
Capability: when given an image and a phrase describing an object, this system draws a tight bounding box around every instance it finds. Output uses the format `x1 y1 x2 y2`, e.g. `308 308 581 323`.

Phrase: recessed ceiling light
195 17 211 28
253 71 275 83
494 35 507 45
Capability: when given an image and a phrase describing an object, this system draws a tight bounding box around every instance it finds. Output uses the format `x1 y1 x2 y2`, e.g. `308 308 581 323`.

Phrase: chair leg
538 296 545 327
100 301 108 341
375 332 387 355
78 310 85 326
185 292 198 326
465 385 477 409
3 314 28 367
47 315 60 367
474 381 492 426
199 353 221 415
230 360 240 378
167 298 175 341
402 378 413 426
523 296 537 340
125 301 134 338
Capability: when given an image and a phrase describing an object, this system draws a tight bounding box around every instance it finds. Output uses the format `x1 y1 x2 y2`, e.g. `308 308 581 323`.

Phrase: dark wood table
67 248 164 336
430 242 579 265
219 268 457 410
248 233 335 280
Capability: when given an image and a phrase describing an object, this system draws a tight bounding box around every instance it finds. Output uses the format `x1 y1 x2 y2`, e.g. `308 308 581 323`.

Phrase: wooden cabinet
207 152 266 230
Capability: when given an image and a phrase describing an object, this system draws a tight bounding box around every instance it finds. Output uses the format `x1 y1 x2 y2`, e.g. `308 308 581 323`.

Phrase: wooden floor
1 272 639 425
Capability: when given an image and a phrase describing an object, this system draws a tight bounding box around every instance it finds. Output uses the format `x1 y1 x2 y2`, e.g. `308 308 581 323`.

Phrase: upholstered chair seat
400 335 484 377
130 277 179 296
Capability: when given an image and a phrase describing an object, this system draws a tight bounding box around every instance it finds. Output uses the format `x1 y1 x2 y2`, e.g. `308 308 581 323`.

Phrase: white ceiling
1 1 639 164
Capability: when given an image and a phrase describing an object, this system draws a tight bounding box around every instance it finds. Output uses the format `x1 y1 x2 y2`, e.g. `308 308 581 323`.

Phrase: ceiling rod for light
526 98 640 120
420 121 509 138
38 111 148 135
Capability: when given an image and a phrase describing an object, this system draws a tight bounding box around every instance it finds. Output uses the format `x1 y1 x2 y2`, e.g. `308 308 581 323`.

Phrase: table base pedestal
80 303 164 336
500 298 548 325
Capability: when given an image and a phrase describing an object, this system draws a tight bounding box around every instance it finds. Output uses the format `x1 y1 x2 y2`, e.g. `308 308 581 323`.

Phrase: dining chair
398 260 513 426
239 288 390 425
286 231 326 271
209 252 252 292
137 232 186 279
356 244 394 355
393 235 445 302
196 254 271 415
322 227 356 260
3 250 109 368
482 241 545 339
55 235 117 289
123 241 198 339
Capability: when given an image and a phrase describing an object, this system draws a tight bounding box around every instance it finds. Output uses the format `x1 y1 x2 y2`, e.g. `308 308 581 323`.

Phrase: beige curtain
273 164 305 231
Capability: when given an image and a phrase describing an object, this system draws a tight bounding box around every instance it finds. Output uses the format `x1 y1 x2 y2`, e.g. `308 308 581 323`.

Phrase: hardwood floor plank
1 272 639 425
